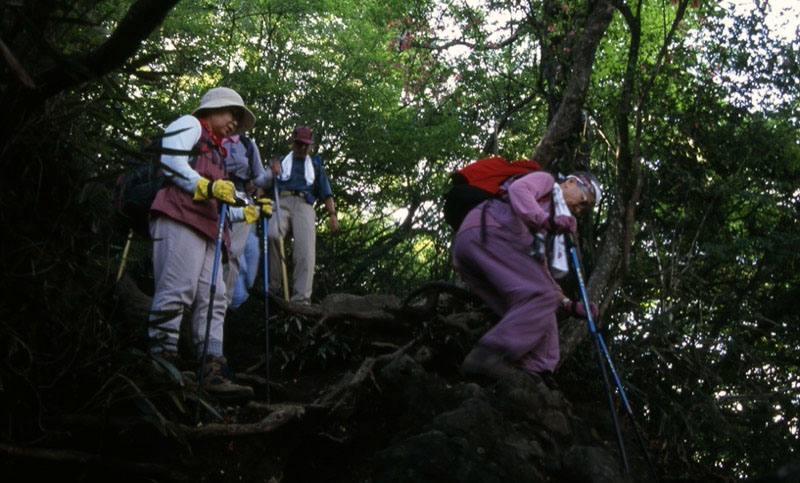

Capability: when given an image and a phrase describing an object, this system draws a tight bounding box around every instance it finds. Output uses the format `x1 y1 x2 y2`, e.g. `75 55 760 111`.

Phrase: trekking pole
565 234 629 473
565 234 658 479
115 229 134 282
596 332 659 479
261 209 271 403
273 182 290 301
197 202 228 393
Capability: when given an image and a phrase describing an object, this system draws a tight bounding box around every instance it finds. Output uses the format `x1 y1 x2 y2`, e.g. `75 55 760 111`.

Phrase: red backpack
442 156 542 230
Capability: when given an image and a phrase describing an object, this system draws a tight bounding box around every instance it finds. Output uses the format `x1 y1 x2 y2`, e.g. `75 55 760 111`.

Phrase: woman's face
205 108 240 137
562 177 595 216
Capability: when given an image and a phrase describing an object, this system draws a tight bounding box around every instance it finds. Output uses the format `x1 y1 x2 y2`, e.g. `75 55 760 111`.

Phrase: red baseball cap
292 126 314 145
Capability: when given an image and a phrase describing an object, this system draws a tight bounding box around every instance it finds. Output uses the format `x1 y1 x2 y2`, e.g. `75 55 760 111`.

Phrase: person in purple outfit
453 170 602 381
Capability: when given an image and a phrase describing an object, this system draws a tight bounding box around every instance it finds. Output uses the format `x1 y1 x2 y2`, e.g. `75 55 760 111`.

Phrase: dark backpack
442 156 542 230
111 130 200 237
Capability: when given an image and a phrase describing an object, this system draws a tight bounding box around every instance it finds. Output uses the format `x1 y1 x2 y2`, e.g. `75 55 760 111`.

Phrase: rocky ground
2 283 665 482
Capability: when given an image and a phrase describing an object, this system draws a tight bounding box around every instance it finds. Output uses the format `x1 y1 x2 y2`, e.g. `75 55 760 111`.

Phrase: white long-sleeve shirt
160 115 246 222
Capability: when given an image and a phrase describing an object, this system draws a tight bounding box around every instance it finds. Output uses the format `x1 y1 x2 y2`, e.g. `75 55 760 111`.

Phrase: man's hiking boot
201 356 254 400
461 345 515 379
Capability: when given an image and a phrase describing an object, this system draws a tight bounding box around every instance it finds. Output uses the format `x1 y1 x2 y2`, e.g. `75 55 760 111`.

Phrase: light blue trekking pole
198 202 227 390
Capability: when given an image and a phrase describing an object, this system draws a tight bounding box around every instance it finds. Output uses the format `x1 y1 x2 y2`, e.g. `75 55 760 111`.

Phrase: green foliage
596 29 799 474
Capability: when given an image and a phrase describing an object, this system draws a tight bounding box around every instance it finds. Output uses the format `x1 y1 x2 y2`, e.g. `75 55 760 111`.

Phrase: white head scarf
567 174 603 207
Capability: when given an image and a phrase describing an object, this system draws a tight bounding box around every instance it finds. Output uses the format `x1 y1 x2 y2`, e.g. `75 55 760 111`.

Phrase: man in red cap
268 126 338 304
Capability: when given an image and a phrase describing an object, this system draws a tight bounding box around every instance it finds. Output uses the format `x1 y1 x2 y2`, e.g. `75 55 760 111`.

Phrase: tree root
440 311 492 334
180 403 307 438
270 294 403 327
400 280 483 313
115 271 153 323
314 339 416 410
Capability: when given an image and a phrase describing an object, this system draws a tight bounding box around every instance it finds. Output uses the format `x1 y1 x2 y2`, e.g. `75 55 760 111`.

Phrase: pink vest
150 125 231 256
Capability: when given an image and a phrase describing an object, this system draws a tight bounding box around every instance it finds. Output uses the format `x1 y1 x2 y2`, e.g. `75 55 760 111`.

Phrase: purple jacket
458 171 555 247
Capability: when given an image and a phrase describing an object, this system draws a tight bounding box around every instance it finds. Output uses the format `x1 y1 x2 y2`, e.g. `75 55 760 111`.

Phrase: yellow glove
193 178 236 204
243 205 260 224
256 198 273 218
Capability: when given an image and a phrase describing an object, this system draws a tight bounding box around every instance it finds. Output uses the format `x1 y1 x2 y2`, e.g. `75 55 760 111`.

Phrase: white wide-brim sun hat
192 87 256 134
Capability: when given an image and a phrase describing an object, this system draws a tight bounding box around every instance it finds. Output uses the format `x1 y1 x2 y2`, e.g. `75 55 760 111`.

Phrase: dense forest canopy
1 0 797 479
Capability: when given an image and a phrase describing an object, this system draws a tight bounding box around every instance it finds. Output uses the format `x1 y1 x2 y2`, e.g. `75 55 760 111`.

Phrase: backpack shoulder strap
240 135 258 178
188 129 221 173
240 135 255 158
311 155 323 191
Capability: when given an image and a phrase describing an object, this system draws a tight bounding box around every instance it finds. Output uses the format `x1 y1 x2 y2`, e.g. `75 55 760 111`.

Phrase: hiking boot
200 356 254 400
461 345 515 379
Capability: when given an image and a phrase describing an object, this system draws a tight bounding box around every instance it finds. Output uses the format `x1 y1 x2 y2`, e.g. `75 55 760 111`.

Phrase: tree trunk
532 0 616 168
522 0 617 361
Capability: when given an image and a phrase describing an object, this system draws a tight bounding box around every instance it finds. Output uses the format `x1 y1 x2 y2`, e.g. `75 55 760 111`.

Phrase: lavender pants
453 226 563 373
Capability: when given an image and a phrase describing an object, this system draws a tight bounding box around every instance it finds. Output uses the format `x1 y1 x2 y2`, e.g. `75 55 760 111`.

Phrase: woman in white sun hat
147 87 263 400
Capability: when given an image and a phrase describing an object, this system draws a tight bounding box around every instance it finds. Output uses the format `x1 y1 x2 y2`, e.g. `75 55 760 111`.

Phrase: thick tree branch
532 0 616 166
482 92 540 155
37 0 179 99
558 0 691 363
415 24 525 52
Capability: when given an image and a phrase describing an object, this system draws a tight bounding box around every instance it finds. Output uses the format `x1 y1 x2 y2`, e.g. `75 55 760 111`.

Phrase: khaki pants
149 216 227 358
268 193 316 304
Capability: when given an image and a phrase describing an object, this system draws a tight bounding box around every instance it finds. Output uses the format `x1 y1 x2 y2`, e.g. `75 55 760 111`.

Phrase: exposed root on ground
181 403 308 438
314 339 416 411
